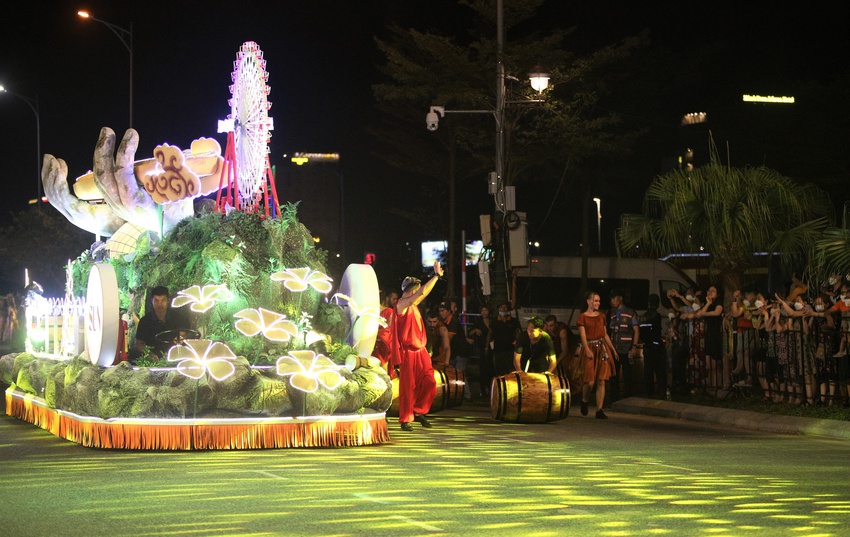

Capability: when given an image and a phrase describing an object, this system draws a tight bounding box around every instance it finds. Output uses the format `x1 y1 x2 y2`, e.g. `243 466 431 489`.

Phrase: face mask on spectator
685 294 694 301
815 304 825 312
794 302 804 311
668 312 676 320
844 298 850 307
755 300 764 308
829 277 838 286
498 311 509 317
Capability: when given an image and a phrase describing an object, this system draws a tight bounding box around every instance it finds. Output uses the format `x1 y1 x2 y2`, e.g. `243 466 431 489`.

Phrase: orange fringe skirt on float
5 387 390 450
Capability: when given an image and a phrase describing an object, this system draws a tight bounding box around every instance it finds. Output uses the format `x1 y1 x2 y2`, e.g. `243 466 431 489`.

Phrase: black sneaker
596 409 608 420
580 401 588 416
414 415 433 428
400 422 414 431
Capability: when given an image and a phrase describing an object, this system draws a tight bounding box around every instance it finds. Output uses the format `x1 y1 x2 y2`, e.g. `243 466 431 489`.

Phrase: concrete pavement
611 396 850 441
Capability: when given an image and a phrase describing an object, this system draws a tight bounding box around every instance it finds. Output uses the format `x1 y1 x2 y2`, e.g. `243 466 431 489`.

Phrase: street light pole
425 0 548 306
593 197 602 253
78 11 133 128
495 0 506 211
0 85 41 202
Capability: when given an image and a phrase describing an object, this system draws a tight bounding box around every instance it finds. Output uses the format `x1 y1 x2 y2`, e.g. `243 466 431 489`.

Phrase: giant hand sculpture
42 127 194 237
42 151 126 237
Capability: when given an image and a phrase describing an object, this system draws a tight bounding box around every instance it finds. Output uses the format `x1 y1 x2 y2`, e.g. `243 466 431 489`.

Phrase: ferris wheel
217 41 275 211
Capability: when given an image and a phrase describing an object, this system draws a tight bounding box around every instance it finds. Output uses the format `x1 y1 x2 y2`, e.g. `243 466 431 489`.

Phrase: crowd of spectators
667 275 850 407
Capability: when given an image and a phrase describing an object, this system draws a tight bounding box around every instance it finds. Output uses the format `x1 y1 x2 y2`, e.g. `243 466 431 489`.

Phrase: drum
385 364 466 417
491 371 571 423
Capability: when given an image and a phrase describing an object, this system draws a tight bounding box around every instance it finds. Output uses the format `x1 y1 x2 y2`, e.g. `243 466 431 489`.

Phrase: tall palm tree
616 149 832 296
808 202 850 284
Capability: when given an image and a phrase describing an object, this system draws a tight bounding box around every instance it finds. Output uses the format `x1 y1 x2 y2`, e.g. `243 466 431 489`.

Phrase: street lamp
527 66 550 94
77 10 133 128
0 85 41 202
593 197 601 253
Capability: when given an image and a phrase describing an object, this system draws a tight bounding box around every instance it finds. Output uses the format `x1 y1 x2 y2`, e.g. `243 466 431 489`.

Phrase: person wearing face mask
820 274 843 305
666 289 691 394
760 297 785 402
824 285 850 358
730 288 760 387
491 302 521 377
775 292 815 406
694 286 727 392
821 285 850 407
807 293 839 405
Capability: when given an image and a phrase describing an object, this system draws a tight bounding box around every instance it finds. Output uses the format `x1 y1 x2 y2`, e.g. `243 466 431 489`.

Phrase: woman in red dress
577 291 618 419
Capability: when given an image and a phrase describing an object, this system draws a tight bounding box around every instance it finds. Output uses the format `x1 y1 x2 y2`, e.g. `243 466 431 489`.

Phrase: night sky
2 1 847 278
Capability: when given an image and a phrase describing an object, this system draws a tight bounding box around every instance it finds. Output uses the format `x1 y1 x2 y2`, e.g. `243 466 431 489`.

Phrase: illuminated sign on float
742 94 795 104
85 264 121 367
270 267 333 293
234 307 298 342
171 284 234 313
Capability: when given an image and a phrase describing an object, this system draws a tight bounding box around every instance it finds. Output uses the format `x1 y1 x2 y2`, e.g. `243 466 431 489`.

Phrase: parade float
1 42 397 450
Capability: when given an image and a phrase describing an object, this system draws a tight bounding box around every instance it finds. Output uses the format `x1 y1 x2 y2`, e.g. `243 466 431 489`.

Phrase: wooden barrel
433 364 465 410
490 371 571 423
386 364 465 416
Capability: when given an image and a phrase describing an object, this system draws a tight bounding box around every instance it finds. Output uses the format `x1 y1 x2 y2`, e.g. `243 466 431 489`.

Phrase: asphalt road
2 396 849 537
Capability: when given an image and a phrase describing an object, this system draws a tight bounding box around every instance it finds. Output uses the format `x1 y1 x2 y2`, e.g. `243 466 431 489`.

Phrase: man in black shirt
513 316 556 373
490 302 521 377
133 286 191 360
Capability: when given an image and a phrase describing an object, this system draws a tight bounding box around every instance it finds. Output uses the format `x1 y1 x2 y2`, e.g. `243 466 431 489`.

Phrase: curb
612 397 850 440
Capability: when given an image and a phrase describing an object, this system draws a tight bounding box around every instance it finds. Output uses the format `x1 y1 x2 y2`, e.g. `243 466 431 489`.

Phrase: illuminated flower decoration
276 350 344 393
271 267 333 294
332 293 387 328
167 339 238 381
234 307 298 342
172 284 234 313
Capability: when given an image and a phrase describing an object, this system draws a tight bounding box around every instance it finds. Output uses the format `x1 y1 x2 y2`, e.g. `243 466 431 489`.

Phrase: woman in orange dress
577 291 618 419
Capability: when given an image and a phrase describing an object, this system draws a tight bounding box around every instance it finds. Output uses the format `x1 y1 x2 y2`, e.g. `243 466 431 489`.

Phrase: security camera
426 106 444 131
426 112 439 131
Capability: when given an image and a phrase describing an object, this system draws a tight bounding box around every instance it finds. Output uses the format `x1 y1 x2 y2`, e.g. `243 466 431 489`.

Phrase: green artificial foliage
68 207 342 364
314 302 351 348
329 343 358 366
